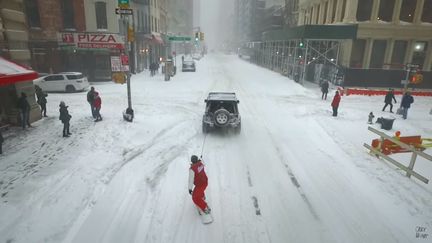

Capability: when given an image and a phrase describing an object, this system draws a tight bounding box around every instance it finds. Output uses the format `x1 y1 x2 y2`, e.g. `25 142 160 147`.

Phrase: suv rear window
44 75 64 81
66 74 84 80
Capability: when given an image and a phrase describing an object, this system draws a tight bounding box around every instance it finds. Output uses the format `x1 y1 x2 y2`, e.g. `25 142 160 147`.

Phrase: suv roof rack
206 92 238 101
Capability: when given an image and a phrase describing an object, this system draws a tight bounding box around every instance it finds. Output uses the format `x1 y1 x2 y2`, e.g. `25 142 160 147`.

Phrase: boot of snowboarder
188 155 210 214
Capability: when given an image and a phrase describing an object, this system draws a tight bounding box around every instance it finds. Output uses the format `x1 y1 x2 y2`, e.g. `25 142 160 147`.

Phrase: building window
356 0 373 21
323 2 328 23
412 41 428 68
341 0 347 21
378 0 395 22
331 0 337 22
61 0 75 29
421 0 432 23
391 40 407 68
370 40 387 68
24 0 41 28
400 0 416 22
95 2 108 29
350 39 366 68
151 17 153 32
137 10 141 31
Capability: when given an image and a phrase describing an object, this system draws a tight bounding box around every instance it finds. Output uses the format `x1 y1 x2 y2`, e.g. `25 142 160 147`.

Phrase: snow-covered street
1 54 432 243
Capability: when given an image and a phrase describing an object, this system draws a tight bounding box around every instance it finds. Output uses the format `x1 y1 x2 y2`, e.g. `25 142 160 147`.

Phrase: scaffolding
242 25 358 86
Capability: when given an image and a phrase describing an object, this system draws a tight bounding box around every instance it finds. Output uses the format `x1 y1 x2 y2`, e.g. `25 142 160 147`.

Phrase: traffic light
127 25 135 42
200 32 204 41
410 72 423 84
195 32 199 41
299 40 304 47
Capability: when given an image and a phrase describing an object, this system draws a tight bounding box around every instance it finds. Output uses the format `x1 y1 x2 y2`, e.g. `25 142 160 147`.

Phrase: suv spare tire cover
214 108 230 126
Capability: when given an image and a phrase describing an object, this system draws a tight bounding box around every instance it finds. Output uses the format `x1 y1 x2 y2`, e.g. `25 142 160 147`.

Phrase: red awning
0 57 38 86
144 32 164 45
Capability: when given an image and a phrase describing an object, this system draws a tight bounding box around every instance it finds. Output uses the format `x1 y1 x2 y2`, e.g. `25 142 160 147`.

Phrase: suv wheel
66 85 76 93
214 109 230 126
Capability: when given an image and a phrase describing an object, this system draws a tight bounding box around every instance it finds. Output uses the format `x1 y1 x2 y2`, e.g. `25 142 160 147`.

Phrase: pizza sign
58 32 125 49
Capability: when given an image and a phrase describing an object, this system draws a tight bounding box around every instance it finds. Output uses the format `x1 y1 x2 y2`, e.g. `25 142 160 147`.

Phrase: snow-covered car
182 60 196 72
202 92 241 134
192 53 202 60
33 72 90 93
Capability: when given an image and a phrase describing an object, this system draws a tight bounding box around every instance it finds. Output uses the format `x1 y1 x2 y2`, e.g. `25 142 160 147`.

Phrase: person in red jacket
188 155 211 214
94 92 102 122
331 91 341 117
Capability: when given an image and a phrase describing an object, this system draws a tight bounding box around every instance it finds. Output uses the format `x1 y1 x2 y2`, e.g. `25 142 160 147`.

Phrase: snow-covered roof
206 92 238 101
0 57 37 86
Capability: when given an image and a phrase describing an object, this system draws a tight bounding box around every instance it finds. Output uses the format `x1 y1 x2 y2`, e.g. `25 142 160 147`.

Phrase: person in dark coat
150 63 155 76
35 86 48 117
59 101 72 137
331 91 341 117
400 91 414 119
93 92 102 122
321 80 329 100
0 130 3 155
382 89 397 113
87 87 96 118
17 92 31 129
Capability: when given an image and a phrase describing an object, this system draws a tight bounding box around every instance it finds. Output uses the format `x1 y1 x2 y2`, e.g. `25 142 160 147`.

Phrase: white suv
33 72 89 92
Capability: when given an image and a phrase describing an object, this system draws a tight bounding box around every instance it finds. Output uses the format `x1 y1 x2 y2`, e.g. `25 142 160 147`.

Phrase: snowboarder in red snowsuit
188 155 210 214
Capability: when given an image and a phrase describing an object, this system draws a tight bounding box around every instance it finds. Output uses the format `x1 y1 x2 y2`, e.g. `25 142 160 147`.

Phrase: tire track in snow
229 68 321 222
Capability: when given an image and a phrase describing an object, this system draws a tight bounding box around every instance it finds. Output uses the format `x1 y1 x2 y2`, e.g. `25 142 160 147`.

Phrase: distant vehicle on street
33 72 90 93
202 92 241 134
192 53 202 60
182 60 196 72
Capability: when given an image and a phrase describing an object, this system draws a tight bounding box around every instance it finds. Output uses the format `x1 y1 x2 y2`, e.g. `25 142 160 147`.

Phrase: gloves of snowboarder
189 189 193 195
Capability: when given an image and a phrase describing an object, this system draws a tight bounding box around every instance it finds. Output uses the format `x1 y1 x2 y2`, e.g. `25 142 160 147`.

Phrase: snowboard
196 207 213 224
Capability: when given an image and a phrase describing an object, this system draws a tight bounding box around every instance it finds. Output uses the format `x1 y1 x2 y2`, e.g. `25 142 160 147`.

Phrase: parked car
202 92 241 134
33 72 90 92
182 60 196 72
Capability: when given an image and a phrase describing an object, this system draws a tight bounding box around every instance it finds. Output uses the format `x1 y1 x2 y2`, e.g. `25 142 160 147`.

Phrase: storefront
58 32 126 81
0 57 39 126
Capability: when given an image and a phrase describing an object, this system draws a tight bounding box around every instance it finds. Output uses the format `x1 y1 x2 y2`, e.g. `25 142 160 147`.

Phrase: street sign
168 36 191 41
115 8 133 15
118 0 129 8
401 79 409 85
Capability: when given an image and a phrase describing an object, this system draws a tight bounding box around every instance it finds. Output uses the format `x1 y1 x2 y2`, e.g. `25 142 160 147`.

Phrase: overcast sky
195 0 234 49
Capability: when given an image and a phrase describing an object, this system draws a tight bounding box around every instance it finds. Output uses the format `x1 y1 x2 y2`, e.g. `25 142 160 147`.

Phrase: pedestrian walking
35 86 48 117
94 92 102 122
368 112 375 124
321 80 329 100
150 62 155 76
382 88 397 113
331 91 341 117
188 155 211 215
17 92 31 129
400 91 414 119
87 87 96 118
59 101 72 137
0 129 3 155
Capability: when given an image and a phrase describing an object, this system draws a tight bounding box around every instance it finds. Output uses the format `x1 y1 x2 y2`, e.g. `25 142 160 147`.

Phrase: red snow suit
94 96 102 109
189 161 208 211
331 93 341 107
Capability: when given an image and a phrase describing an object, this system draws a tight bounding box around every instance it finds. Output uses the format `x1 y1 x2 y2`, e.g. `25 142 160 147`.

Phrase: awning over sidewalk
144 32 164 45
0 57 38 86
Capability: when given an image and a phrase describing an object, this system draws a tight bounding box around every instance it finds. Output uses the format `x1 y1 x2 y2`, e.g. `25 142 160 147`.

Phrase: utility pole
118 0 134 121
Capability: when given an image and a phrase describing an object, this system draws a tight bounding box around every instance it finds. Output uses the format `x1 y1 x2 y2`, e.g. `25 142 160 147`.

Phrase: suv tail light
76 79 83 83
